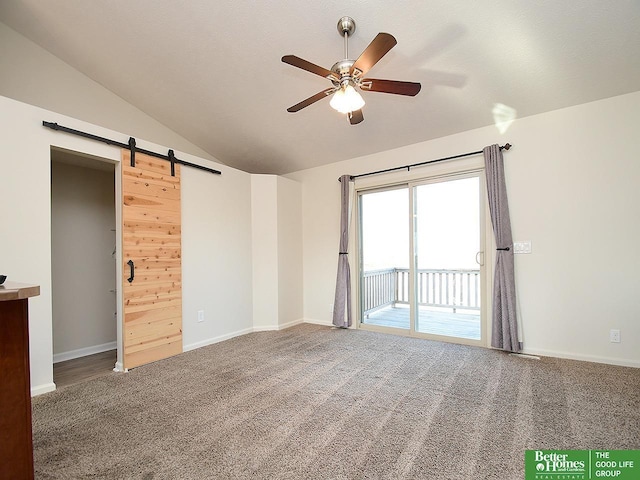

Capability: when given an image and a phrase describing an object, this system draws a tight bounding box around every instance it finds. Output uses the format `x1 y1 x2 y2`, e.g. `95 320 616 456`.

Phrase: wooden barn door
121 150 182 369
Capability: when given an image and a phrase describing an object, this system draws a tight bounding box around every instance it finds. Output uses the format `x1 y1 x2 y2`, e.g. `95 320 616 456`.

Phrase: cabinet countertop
0 282 40 301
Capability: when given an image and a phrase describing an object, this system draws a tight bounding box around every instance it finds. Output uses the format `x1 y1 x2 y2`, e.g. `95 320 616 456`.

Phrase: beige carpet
32 324 640 479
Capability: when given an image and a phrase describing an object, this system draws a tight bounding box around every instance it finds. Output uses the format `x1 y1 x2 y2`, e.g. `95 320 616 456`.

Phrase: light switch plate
513 241 532 254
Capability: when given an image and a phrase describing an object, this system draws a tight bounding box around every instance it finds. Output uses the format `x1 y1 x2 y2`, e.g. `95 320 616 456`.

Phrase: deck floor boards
363 305 481 340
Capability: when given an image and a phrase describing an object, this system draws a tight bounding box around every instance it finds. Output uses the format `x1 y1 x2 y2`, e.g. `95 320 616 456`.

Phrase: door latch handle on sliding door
127 260 135 283
475 251 485 266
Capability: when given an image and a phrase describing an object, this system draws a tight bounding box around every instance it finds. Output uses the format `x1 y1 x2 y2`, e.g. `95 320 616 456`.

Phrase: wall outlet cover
610 329 621 343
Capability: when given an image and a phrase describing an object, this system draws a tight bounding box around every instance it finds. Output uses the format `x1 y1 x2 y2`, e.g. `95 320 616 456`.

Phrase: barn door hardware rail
42 121 222 176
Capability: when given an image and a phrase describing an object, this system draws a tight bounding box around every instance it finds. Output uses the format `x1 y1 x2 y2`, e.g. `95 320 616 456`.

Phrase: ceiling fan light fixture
282 17 419 124
330 83 365 114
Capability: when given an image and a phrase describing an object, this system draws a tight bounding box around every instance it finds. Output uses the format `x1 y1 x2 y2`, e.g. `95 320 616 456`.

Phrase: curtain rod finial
503 143 512 150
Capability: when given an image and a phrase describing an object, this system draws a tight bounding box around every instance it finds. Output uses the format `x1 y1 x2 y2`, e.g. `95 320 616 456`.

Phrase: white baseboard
252 325 279 332
31 382 56 397
186 320 306 353
277 318 304 330
53 341 117 364
253 319 305 333
521 347 640 368
303 318 333 327
183 327 254 352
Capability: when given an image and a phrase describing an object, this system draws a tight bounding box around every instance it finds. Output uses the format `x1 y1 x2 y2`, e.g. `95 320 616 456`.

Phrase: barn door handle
127 260 135 283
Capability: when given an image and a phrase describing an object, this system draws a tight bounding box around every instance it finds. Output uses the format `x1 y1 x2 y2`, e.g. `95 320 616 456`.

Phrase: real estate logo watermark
525 450 640 480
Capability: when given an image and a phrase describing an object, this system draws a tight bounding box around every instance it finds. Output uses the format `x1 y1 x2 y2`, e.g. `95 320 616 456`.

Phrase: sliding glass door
413 175 482 340
358 172 485 345
359 186 410 329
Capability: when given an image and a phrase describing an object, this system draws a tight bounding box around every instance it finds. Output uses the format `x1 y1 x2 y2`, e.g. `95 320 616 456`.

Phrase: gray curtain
483 144 521 352
332 175 352 328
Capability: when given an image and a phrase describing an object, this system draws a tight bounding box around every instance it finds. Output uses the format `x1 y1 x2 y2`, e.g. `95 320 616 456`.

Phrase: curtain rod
42 121 222 176
339 143 511 182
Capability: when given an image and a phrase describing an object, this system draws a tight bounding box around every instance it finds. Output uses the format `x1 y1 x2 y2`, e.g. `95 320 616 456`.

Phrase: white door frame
49 146 125 373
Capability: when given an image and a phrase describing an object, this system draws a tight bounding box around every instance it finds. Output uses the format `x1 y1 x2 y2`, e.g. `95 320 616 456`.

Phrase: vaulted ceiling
1 1 639 174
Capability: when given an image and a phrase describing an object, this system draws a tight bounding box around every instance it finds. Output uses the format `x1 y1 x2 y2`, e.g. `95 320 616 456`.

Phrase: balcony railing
362 268 480 316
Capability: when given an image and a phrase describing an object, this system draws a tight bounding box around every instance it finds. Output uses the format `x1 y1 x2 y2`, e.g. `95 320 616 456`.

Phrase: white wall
0 21 216 163
288 91 640 367
251 175 279 329
0 95 254 394
277 176 303 328
251 176 303 330
181 162 254 350
51 160 116 359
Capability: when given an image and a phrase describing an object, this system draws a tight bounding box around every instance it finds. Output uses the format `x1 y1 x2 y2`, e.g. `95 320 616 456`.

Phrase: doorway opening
50 147 118 387
358 171 487 346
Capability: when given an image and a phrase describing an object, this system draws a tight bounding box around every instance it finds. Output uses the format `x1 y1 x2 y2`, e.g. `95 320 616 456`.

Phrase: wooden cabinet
0 282 40 480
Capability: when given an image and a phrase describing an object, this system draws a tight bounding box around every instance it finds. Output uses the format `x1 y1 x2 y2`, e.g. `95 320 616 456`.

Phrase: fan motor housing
330 59 356 86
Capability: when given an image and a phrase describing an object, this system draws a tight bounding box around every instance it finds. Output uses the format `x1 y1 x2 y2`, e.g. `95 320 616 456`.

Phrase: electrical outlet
197 310 205 323
610 329 620 343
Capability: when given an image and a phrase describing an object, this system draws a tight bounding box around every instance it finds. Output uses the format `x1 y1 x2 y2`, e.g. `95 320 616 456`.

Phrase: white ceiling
1 1 639 174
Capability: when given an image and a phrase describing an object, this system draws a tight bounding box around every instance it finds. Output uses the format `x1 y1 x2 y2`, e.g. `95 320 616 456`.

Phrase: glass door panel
413 176 482 340
359 187 410 329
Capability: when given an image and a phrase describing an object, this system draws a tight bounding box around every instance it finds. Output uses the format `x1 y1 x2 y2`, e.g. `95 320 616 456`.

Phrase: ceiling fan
282 16 421 125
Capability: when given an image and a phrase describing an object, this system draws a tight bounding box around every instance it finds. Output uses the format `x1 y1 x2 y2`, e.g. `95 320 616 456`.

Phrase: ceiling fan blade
351 33 397 78
282 55 338 81
348 109 364 125
286 88 335 113
360 78 421 96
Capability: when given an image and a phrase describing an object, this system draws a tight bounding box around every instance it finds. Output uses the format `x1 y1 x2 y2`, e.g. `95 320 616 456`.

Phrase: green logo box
525 450 640 480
